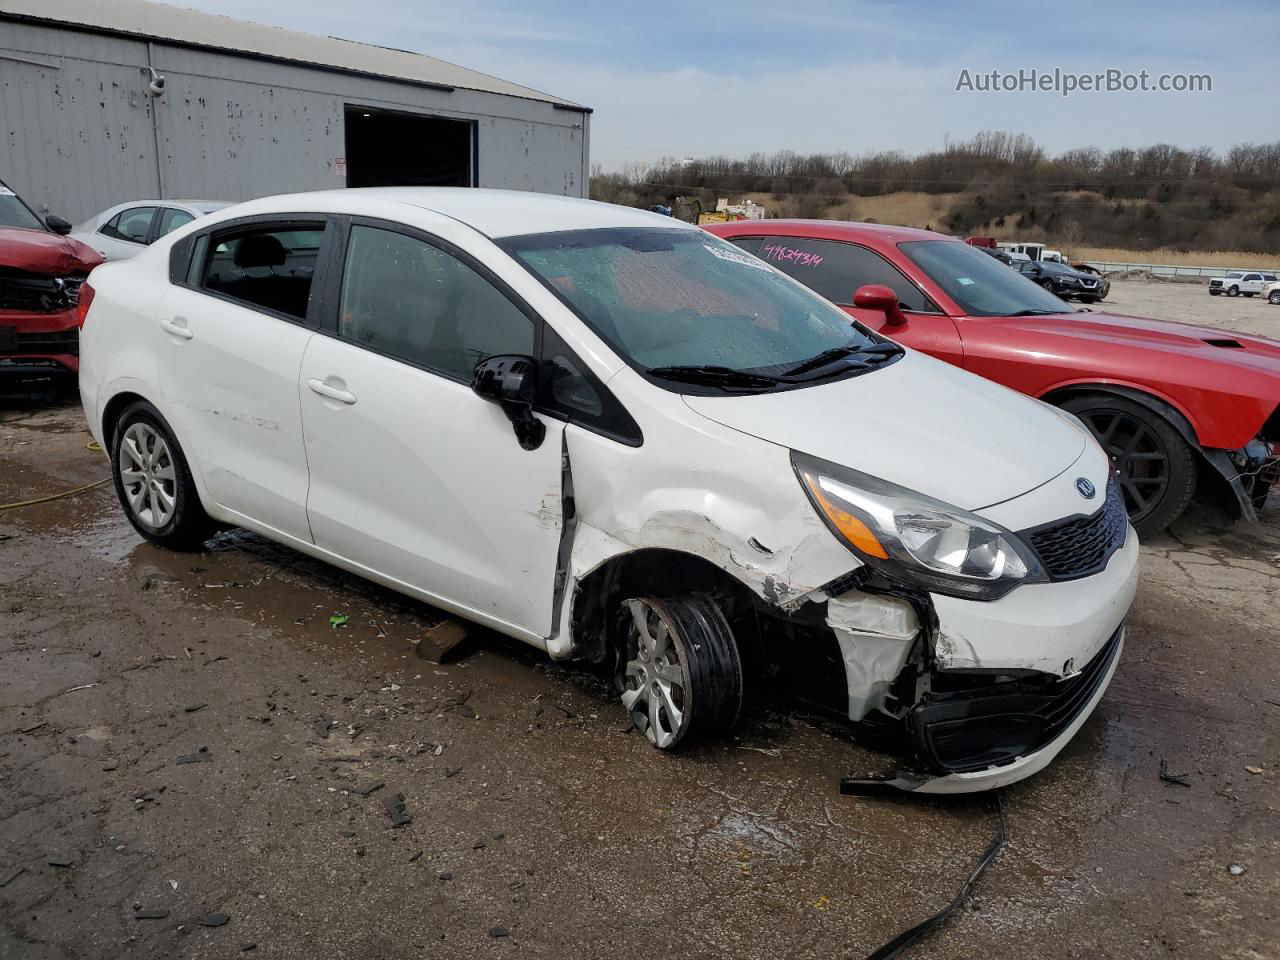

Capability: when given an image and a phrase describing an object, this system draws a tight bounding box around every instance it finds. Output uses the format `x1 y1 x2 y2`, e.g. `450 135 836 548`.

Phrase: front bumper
0 309 79 378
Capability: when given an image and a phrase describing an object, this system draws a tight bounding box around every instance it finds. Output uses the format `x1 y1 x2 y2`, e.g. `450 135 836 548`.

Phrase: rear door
94 206 158 261
298 217 565 640
157 217 329 542
728 235 963 364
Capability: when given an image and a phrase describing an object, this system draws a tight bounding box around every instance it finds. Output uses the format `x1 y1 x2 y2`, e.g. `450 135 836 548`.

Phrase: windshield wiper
780 341 901 378
645 365 782 390
1008 309 1062 316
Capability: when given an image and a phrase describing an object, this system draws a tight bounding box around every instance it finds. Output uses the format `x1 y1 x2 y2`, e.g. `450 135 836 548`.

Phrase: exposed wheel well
570 548 767 670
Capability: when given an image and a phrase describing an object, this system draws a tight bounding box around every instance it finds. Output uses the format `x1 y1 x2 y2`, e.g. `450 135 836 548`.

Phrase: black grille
0 268 83 313
1026 475 1127 581
5 328 79 356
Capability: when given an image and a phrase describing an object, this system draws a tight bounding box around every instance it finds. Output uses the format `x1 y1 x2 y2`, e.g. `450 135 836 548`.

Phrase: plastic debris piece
199 913 230 927
383 792 411 827
329 615 349 629
1159 759 1191 787
134 909 170 920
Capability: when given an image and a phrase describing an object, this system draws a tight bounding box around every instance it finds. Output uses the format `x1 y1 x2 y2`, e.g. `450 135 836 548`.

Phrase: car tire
1226 285 1240 297
1209 289 1220 296
617 594 743 750
1269 290 1280 305
1038 279 1057 295
1079 295 1099 304
110 399 216 551
1242 292 1256 298
1059 393 1198 533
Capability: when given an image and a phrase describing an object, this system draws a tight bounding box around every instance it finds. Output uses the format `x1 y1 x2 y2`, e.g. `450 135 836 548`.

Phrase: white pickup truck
1208 270 1278 297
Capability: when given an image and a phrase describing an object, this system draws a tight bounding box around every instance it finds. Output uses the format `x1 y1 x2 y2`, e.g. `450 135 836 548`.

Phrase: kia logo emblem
1076 477 1096 499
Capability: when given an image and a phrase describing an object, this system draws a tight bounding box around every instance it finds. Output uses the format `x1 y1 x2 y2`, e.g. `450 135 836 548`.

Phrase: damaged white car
78 188 1138 793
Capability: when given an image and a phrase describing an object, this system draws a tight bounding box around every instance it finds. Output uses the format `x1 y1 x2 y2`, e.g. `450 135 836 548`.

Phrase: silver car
71 199 233 261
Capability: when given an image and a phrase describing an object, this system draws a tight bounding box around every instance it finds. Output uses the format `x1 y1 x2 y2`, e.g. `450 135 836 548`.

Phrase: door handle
159 316 193 340
308 378 356 405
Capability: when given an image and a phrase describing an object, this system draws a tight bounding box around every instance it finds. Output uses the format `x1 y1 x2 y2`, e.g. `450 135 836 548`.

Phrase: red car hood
991 309 1280 374
0 226 102 274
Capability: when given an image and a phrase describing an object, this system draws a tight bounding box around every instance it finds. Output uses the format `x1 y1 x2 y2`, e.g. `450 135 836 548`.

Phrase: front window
501 228 897 393
899 240 1071 317
0 184 45 231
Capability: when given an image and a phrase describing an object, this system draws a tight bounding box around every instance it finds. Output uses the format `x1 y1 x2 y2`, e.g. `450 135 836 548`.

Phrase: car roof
704 218 951 246
201 188 690 240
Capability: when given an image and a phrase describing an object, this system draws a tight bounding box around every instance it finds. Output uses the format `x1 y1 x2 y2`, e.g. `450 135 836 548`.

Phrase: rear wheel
618 595 742 750
110 400 215 550
1269 290 1280 305
1059 393 1197 533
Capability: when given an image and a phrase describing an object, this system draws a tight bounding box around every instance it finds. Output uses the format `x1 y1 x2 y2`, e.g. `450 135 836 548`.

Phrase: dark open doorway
343 106 474 188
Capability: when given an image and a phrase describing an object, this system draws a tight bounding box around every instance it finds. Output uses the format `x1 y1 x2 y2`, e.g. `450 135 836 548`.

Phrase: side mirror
853 284 907 326
471 354 545 451
46 215 72 236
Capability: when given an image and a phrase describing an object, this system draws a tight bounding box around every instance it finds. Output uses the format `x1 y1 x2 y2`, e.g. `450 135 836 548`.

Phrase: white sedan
71 199 233 261
77 188 1137 793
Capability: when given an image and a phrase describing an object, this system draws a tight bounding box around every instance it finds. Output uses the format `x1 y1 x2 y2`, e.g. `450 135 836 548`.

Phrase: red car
0 178 101 390
705 220 1280 532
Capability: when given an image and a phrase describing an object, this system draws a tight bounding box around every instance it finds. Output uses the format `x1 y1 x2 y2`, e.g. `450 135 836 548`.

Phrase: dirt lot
1100 277 1280 339
2 288 1278 959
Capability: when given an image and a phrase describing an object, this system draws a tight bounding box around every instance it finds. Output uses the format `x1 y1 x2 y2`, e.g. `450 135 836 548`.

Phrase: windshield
900 240 1073 317
0 185 44 231
501 227 892 389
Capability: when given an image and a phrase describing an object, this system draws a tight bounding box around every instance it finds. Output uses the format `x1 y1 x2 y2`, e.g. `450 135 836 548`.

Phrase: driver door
298 217 565 642
729 235 963 365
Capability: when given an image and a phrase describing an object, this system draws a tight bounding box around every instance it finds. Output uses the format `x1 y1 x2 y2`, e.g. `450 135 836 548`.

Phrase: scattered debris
64 683 97 694
313 715 333 739
329 615 349 629
241 943 257 952
176 747 211 765
102 760 119 771
408 850 423 863
184 703 208 714
1244 765 1264 775
1228 864 1246 876
19 721 46 734
489 926 510 938
860 795 1006 960
1159 759 1191 787
445 767 463 779
383 792 411 827
414 619 471 663
46 854 75 868
200 913 231 927
0 867 24 888
138 567 179 590
737 745 783 758
437 871 453 881
356 781 385 797
134 909 170 920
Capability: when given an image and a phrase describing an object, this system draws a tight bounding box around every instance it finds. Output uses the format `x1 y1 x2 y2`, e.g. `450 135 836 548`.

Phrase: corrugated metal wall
0 19 588 223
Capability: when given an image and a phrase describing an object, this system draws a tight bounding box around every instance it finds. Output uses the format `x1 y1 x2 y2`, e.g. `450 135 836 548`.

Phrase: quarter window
751 236 939 313
156 208 196 238
338 225 533 381
100 207 157 244
200 225 324 320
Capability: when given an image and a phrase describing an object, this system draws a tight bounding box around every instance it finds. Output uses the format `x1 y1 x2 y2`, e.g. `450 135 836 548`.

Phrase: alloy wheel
118 422 178 529
621 598 691 749
1078 408 1169 522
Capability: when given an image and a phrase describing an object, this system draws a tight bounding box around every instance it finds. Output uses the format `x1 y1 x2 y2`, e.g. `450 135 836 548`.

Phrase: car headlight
793 451 1047 601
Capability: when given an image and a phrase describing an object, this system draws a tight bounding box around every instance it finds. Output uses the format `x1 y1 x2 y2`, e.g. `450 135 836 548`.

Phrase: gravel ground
1 288 1278 959
1098 277 1280 339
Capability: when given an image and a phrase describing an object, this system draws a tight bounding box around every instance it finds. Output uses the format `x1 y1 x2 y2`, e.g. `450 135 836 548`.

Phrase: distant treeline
590 132 1280 253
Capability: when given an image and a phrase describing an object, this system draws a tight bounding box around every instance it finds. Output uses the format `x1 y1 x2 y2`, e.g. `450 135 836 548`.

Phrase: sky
176 0 1278 171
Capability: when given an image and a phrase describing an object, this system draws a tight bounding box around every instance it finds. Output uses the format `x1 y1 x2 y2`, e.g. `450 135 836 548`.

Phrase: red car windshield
900 240 1071 317
0 185 46 231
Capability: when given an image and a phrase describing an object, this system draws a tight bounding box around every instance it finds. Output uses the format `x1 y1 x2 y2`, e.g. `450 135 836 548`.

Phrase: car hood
986 309 1280 374
682 349 1086 511
0 226 103 274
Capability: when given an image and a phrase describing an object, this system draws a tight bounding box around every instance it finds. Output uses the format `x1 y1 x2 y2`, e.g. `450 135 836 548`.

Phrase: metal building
0 0 590 223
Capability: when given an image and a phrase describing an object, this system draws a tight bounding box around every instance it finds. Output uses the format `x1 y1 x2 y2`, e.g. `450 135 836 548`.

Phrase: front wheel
1269 290 1280 305
1078 295 1099 304
1226 285 1240 297
110 400 216 550
1059 394 1197 533
618 595 743 750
